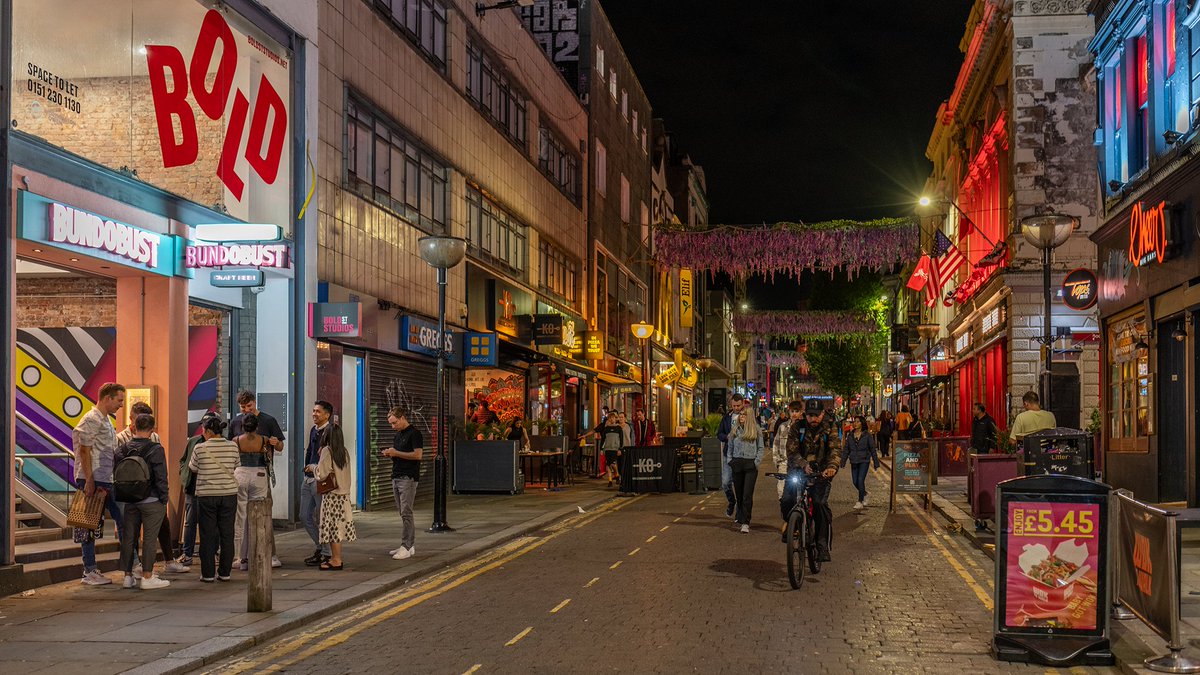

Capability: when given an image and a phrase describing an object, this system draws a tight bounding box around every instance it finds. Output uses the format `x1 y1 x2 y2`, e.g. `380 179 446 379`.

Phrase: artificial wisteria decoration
764 351 808 368
653 218 920 278
734 311 877 341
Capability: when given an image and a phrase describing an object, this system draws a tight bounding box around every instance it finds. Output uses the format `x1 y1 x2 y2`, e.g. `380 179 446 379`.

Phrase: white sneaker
853 501 863 510
739 524 750 534
139 575 170 590
388 548 400 556
862 497 869 507
392 546 413 560
81 570 112 586
163 561 190 574
122 574 140 589
132 562 143 577
271 556 283 568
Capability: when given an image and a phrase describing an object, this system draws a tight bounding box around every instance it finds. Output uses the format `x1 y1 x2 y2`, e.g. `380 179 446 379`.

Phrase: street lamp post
417 235 467 533
696 356 713 416
888 351 905 412
631 322 654 414
1020 214 1077 416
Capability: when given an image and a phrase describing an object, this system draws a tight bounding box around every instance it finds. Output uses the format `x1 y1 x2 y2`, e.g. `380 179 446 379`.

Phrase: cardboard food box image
1017 539 1091 604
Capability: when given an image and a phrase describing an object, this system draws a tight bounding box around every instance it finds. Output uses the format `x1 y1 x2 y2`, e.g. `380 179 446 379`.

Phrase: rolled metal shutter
366 352 459 509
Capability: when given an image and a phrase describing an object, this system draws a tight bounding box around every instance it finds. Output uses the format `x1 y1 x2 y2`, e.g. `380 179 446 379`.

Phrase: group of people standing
591 408 656 486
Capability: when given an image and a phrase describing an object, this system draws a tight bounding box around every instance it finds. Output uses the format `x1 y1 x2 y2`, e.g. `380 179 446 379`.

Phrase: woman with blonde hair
725 409 764 533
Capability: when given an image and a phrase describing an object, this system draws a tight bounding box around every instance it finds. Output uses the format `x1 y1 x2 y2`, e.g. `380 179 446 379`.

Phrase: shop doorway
1159 318 1188 503
340 354 366 509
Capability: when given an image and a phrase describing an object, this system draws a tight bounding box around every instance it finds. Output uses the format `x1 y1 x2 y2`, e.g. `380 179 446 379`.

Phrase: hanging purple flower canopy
764 350 808 368
734 311 877 341
653 218 920 278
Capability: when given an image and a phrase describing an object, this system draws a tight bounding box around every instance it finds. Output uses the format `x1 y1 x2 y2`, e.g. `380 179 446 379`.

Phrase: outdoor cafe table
519 451 565 490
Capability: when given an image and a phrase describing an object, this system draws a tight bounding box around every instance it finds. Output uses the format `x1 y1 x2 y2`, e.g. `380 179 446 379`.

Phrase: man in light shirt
1009 391 1057 444
73 383 127 586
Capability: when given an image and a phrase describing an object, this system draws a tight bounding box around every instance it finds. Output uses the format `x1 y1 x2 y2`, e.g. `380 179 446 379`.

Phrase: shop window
537 125 580 202
467 39 528 148
539 239 578 306
1107 317 1153 451
346 93 449 233
466 186 528 277
373 0 448 70
597 250 646 361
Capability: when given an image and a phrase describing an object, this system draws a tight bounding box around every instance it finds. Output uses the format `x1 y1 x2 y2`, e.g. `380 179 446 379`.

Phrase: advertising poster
1004 500 1101 630
893 441 930 494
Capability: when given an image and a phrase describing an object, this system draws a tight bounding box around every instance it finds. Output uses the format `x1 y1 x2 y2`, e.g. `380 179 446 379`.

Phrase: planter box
701 437 722 491
453 440 521 494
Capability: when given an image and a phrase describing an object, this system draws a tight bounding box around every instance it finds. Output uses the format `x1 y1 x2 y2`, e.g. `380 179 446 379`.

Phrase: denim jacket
725 426 764 466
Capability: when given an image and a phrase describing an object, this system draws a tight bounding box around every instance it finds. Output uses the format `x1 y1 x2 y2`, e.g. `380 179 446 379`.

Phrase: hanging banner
1116 493 1174 642
679 269 694 328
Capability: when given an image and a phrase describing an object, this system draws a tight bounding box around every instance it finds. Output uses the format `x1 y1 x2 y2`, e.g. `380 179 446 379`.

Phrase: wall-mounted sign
185 243 291 269
1061 268 1098 311
308 302 361 339
489 279 534 337
194 223 282 242
1100 248 1132 303
17 192 185 277
583 330 605 360
656 363 681 386
519 314 569 346
400 315 463 367
464 332 498 367
883 384 896 398
908 363 929 378
210 270 264 287
1110 316 1147 364
679 269 694 329
1128 200 1170 267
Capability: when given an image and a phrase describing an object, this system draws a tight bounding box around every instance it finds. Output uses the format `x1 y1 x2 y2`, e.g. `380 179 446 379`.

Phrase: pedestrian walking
716 394 746 518
302 401 334 566
592 412 625 486
894 405 914 440
190 416 240 582
726 409 764 533
877 410 894 458
114 413 171 589
384 406 422 560
233 413 282 570
772 401 802 498
317 425 356 571
841 415 880 510
617 411 634 448
632 408 656 446
1009 391 1057 444
970 403 999 453
177 412 219 567
116 401 189 575
72 382 128 586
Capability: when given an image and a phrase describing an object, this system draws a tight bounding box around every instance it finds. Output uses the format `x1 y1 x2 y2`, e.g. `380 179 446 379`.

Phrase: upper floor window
466 186 528 276
609 68 618 100
595 46 605 75
595 139 607 196
621 90 628 118
539 239 578 306
346 93 448 232
373 0 448 70
620 174 630 223
538 126 580 202
631 110 638 137
467 39 528 148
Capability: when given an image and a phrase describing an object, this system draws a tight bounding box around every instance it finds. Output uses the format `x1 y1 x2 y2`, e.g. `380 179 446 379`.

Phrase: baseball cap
804 399 826 415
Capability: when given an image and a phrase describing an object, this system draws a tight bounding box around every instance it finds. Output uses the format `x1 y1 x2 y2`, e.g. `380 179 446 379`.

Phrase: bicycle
768 472 821 588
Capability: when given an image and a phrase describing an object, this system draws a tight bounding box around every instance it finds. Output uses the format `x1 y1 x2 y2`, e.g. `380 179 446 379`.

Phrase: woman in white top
189 416 240 582
316 424 356 570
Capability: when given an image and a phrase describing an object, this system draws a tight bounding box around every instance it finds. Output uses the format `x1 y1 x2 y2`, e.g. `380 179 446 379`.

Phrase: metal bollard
247 499 272 612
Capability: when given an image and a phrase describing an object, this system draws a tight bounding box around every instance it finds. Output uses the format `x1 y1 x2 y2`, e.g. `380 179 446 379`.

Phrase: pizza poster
1004 500 1101 631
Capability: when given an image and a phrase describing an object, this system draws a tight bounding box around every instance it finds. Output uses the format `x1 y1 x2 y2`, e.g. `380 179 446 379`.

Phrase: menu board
1002 500 1102 632
893 441 931 494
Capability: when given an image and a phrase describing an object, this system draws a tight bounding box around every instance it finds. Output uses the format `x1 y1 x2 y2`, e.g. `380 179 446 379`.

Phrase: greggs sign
1128 201 1170 267
146 10 288 202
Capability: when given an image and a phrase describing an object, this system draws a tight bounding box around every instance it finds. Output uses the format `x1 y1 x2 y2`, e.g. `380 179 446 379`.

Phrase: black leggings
729 458 759 523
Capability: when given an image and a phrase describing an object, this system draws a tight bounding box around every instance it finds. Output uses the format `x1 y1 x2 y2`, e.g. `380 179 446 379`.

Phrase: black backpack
113 442 155 503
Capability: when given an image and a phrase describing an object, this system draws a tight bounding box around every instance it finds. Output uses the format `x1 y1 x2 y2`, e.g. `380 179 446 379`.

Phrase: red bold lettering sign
1128 201 1168 267
146 9 288 201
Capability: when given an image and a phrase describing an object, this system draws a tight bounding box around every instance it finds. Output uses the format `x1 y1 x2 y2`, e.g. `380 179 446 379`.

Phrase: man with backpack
113 413 171 589
116 402 189 575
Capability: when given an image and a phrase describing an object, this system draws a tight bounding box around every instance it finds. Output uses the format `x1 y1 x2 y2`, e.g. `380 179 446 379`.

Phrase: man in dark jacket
970 403 999 453
716 394 746 517
781 398 841 561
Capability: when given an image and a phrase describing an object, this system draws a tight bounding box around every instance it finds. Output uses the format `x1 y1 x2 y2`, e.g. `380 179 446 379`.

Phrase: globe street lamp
696 356 714 416
417 235 467 533
631 321 654 414
1020 214 1077 416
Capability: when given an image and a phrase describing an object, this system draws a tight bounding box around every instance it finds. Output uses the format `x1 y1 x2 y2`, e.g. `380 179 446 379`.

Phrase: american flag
930 230 966 300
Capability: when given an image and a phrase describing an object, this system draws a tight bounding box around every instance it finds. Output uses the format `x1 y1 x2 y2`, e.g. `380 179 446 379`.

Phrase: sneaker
739 524 750 534
817 547 832 562
164 561 190 574
853 501 863 510
140 575 170 590
81 570 112 586
725 503 735 518
388 548 401 556
217 575 231 582
122 574 140 589
177 555 194 566
271 556 283 569
200 577 215 583
862 497 869 507
132 562 143 577
239 559 248 571
304 549 324 566
393 546 413 560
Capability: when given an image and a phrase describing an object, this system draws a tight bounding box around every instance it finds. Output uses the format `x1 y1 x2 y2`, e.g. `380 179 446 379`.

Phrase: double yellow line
207 495 646 674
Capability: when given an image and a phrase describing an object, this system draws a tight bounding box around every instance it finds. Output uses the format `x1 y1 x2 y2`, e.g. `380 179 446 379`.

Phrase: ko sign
146 10 288 201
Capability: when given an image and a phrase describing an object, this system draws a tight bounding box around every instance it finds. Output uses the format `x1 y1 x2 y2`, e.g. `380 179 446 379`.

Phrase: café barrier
1115 493 1200 673
618 446 678 494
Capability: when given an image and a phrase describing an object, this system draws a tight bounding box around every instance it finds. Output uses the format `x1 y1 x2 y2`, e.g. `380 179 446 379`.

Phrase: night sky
603 1 968 225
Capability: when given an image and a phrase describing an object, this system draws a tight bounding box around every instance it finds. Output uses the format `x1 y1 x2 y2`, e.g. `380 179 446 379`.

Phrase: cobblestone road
204 466 1117 674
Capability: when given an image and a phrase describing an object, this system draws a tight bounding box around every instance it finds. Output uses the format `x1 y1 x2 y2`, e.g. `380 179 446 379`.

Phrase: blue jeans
182 493 199 558
74 478 125 572
300 477 330 556
720 448 734 506
849 462 870 502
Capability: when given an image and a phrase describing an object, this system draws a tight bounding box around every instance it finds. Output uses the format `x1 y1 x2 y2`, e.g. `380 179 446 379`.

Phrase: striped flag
930 230 967 302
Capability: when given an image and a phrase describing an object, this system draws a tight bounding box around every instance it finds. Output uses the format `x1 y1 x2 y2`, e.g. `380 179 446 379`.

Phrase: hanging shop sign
464 332 498 367
1128 200 1170 267
679 362 698 388
17 192 186 277
185 242 291 269
679 269 694 329
656 363 681 386
194 223 283 242
583 331 605 360
489 279 534 337
536 302 586 362
400 315 462 367
308 302 362 339
210 270 264 287
908 363 929 378
1061 269 1098 311
519 314 570 346
1110 316 1147 364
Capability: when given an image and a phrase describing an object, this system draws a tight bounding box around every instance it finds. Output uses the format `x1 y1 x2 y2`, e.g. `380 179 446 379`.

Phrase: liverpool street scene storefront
5 1 1200 672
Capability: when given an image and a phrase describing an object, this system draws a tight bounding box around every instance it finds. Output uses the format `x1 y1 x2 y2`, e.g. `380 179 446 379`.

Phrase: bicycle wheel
807 512 822 574
786 509 805 589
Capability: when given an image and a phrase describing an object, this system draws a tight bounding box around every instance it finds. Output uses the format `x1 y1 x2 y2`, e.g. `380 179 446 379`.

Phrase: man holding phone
383 407 422 560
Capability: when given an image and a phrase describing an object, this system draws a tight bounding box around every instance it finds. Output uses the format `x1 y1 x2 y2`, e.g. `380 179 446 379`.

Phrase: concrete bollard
247 499 272 612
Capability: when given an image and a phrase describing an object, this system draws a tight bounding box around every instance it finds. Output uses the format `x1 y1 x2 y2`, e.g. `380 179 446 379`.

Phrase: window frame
1106 314 1153 453
372 0 449 71
466 37 529 150
466 185 529 277
537 125 581 203
595 139 607 196
538 238 579 307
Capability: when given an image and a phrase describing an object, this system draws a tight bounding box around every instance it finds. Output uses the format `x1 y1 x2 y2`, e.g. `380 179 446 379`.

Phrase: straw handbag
67 489 105 529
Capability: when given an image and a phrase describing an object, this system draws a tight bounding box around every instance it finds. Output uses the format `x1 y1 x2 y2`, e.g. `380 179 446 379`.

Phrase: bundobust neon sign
1129 201 1169 267
185 243 290 269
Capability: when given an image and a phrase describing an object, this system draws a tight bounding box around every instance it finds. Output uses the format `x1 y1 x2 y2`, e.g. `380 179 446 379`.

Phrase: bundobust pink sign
185 243 291 269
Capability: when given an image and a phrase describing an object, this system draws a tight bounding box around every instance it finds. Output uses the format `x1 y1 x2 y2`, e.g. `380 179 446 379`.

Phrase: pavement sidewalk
0 480 617 675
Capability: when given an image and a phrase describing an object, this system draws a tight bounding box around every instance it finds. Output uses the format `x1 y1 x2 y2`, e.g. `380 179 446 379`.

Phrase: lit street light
631 321 654 414
1020 213 1077 416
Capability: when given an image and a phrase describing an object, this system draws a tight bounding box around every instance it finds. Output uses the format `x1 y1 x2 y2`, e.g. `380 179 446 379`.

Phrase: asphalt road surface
202 465 1115 674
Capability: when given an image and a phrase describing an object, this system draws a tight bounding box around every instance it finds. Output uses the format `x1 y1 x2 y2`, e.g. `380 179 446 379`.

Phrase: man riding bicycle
780 398 840 561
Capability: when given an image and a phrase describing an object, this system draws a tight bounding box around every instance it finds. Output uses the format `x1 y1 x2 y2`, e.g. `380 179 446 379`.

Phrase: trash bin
968 453 1019 521
1020 427 1094 479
